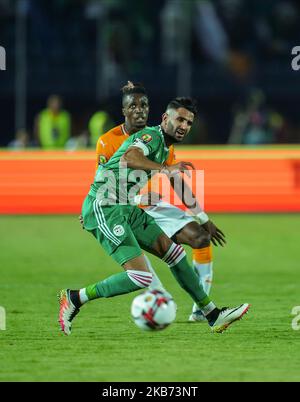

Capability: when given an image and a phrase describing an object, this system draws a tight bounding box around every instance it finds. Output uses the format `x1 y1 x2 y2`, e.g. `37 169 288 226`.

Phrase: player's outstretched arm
169 174 226 247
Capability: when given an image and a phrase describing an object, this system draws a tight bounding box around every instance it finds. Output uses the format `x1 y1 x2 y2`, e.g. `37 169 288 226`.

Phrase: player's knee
190 232 210 249
152 234 173 258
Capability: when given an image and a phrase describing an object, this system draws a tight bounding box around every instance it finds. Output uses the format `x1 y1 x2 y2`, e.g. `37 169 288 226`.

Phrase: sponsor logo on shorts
141 134 152 143
113 225 125 237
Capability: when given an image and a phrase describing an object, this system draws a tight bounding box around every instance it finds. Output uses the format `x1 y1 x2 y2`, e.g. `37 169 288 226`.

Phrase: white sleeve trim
130 139 150 156
196 211 209 225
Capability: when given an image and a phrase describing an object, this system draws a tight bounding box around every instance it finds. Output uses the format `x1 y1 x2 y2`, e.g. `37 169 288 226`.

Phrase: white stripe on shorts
93 200 121 246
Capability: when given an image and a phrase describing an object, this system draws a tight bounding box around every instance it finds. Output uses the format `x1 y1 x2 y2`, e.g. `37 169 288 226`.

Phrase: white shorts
144 201 195 238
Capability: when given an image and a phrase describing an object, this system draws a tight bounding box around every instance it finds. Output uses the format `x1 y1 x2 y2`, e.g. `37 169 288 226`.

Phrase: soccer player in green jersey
58 98 250 335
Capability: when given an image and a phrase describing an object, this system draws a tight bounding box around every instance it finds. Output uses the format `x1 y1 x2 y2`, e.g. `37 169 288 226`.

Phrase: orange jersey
95 124 129 169
95 123 176 169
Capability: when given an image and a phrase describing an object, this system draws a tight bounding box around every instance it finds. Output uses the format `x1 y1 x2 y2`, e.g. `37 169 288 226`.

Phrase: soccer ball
131 289 177 331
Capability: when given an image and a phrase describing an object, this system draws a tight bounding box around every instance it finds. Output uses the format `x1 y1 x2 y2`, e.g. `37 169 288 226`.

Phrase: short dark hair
121 81 147 106
166 97 197 115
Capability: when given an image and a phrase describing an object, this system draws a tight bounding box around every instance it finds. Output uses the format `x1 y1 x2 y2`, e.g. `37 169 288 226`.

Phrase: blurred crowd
8 94 115 150
1 0 300 145
7 0 297 72
7 87 294 150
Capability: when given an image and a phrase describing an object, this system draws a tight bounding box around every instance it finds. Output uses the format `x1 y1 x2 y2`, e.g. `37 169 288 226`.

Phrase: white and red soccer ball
131 289 177 331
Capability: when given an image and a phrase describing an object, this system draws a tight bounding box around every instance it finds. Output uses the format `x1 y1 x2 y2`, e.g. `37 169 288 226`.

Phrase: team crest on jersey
141 134 152 143
113 225 125 237
99 155 107 165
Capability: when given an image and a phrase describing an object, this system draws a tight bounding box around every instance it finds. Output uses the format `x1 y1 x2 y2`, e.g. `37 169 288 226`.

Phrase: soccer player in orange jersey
94 82 226 322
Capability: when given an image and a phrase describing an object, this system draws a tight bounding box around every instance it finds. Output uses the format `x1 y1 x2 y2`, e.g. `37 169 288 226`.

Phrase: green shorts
82 195 164 265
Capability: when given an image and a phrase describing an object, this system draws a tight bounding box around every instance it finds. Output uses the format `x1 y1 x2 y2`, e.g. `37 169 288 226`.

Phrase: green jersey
88 125 170 204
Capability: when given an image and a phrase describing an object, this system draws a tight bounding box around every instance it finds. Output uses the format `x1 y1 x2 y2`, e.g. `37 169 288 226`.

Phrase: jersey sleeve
95 137 112 169
165 145 176 166
130 131 162 156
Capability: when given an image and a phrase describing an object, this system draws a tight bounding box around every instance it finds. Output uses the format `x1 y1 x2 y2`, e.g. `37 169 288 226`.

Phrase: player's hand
202 220 226 247
164 161 195 178
139 192 162 206
79 214 84 229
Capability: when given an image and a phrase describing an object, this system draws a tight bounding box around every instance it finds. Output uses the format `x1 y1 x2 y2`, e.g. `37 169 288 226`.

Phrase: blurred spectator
0 0 13 15
194 0 229 65
65 130 89 151
254 0 300 60
182 115 209 144
7 129 30 149
1 0 300 145
88 110 114 147
228 89 285 144
161 0 186 65
34 95 71 149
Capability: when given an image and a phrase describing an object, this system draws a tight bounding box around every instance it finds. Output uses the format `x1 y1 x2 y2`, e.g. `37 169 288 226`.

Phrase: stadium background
1 0 300 382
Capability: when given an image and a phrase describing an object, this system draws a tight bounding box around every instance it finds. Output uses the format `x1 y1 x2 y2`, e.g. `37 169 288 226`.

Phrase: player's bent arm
169 176 226 245
169 175 205 219
122 147 163 171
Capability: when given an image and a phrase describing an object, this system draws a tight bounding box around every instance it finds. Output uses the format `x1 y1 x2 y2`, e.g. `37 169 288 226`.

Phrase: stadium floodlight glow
0 46 6 71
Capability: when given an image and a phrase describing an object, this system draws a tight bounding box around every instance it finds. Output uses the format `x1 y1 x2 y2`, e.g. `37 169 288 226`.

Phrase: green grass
0 214 299 382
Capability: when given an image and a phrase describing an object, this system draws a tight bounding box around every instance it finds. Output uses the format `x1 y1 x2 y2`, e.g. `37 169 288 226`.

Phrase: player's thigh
129 207 173 258
122 254 148 271
175 221 210 248
91 226 145 267
144 201 195 239
89 203 145 267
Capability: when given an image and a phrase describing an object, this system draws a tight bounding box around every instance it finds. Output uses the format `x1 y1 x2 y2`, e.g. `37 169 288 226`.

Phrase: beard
164 121 184 143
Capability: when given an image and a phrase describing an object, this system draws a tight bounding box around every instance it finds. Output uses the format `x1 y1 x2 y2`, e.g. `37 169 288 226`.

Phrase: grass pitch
0 214 299 382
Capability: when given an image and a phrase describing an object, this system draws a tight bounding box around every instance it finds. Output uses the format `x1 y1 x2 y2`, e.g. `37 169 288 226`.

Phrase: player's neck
124 122 144 135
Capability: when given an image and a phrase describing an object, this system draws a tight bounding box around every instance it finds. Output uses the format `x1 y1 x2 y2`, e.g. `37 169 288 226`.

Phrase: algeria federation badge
141 134 152 143
113 225 125 237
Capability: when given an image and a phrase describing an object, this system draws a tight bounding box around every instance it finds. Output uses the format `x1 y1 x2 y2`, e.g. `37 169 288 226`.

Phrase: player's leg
143 254 166 291
145 202 214 320
133 209 215 319
58 239 152 335
134 209 249 332
58 202 164 335
145 204 213 288
80 198 164 296
58 260 149 335
175 222 214 321
77 253 153 303
146 232 249 332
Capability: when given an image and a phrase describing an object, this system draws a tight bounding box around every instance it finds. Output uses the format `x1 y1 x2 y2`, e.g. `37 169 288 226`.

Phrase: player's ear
162 112 168 124
122 107 126 117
